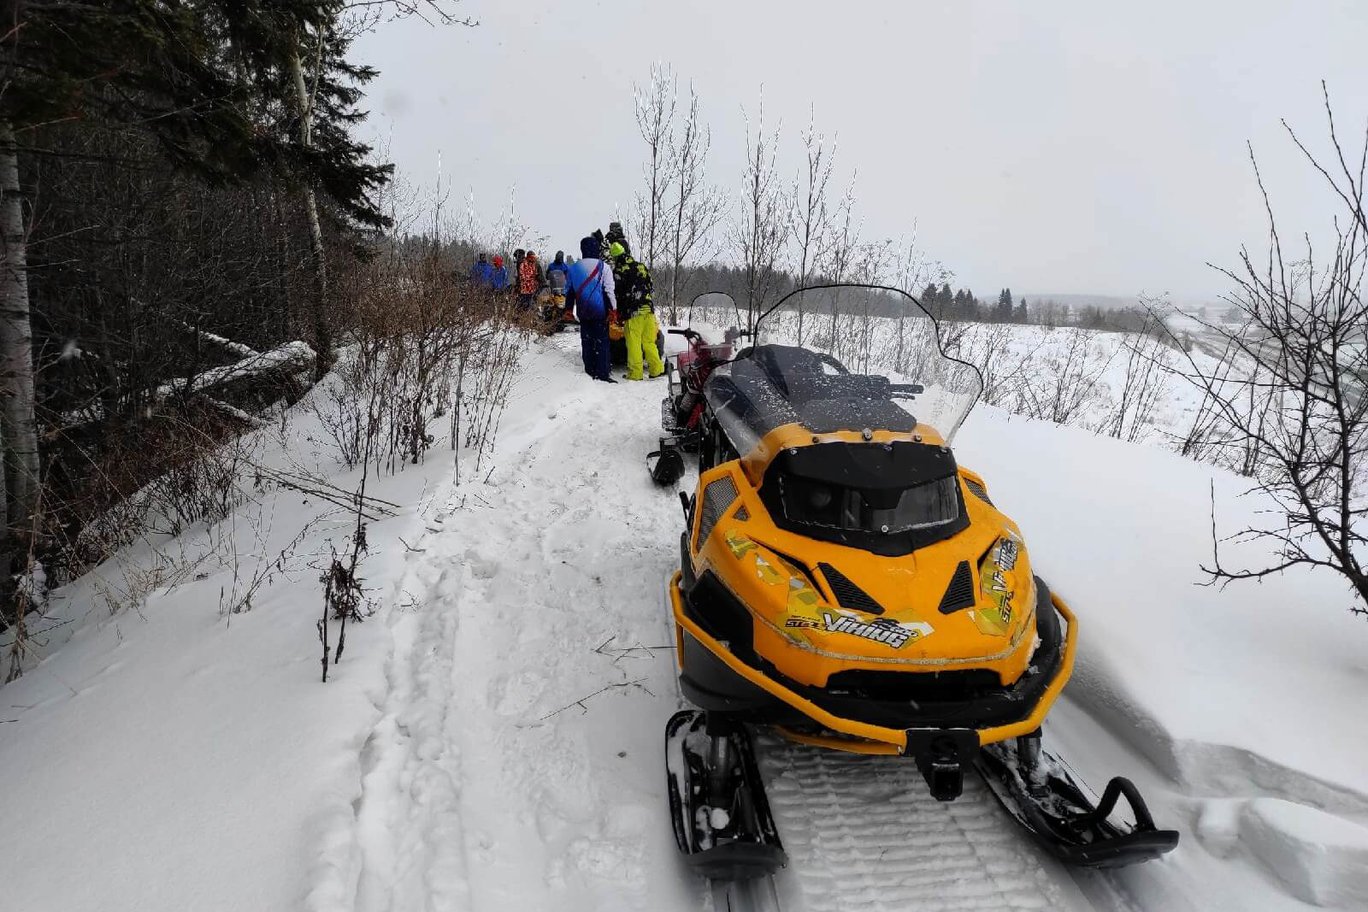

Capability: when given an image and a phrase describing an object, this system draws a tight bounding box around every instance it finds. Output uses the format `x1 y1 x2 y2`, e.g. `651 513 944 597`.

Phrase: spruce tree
994 288 1013 322
0 0 390 595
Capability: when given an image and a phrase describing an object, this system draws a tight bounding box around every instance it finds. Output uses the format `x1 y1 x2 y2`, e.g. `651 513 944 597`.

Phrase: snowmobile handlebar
669 328 752 341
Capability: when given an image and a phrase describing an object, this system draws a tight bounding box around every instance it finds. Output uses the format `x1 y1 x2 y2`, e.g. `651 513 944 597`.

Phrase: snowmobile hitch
905 728 980 801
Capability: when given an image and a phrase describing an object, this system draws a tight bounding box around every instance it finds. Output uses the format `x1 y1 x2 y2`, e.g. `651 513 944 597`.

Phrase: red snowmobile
647 324 745 485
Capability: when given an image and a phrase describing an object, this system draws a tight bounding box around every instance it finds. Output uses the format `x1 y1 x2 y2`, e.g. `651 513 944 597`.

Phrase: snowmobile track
756 740 1084 912
713 876 783 912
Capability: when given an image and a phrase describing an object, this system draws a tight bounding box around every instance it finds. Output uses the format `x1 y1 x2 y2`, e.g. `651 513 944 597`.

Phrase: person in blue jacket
469 253 494 286
566 236 617 382
546 250 570 290
490 254 509 291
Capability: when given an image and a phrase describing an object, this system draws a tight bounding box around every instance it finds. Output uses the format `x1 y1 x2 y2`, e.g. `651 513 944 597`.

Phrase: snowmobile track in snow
756 740 1088 912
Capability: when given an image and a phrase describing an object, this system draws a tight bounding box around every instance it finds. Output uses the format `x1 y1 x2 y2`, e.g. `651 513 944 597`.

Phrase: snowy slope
1 326 1365 911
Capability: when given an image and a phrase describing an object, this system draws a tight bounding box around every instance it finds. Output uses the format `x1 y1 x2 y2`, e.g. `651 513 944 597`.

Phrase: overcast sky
354 0 1368 302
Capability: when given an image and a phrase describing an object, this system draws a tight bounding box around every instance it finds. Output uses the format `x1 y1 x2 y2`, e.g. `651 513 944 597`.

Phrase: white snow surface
1 323 1366 911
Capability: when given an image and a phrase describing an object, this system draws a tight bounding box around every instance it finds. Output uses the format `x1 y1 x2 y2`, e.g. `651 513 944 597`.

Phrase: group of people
468 222 665 384
468 248 573 316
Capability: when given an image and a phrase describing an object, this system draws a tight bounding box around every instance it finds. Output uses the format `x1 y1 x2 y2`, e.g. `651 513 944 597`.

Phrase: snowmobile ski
976 738 1179 868
647 439 686 486
665 710 787 881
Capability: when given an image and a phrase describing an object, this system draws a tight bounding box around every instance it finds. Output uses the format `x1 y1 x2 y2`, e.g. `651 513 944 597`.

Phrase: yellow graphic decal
754 554 783 586
786 576 821 612
724 530 756 559
974 539 1017 636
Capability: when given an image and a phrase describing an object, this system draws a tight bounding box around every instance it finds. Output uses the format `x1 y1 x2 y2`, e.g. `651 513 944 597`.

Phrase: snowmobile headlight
779 475 959 534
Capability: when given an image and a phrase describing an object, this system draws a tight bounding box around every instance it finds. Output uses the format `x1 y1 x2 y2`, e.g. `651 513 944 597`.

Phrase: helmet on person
608 241 626 260
493 255 504 267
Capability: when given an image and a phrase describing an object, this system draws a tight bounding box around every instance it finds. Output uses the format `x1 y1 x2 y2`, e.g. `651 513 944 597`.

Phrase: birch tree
818 177 861 349
632 63 676 271
790 112 835 345
732 98 789 334
290 24 333 378
664 83 726 322
891 230 950 372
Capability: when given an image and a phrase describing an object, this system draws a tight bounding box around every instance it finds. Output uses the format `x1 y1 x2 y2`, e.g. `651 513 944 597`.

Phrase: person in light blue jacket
566 236 617 382
490 254 509 291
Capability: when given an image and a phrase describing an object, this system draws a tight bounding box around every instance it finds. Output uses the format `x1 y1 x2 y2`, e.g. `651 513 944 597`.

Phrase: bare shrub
1164 90 1368 615
322 249 523 478
1108 310 1174 443
944 322 1032 410
1010 328 1116 426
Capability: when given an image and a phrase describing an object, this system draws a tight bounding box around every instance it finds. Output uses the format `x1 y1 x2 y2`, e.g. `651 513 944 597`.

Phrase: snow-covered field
1 321 1365 911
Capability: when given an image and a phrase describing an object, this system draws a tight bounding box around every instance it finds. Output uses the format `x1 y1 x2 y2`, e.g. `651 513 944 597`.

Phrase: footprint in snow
488 668 547 717
463 549 500 581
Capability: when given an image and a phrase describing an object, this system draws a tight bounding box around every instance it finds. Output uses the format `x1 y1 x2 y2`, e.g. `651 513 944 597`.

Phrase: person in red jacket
517 251 543 312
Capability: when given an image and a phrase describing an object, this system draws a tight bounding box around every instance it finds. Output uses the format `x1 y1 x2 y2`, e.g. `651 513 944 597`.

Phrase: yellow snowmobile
664 284 1177 881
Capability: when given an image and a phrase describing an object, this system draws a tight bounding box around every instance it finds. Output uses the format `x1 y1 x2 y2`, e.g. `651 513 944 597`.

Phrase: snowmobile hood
682 456 1041 681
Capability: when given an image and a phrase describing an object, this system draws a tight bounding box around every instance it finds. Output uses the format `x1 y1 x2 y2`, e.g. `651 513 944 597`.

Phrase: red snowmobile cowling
648 316 749 486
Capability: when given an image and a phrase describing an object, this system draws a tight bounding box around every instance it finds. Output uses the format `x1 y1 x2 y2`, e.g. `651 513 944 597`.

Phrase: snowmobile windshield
687 291 747 332
705 284 984 451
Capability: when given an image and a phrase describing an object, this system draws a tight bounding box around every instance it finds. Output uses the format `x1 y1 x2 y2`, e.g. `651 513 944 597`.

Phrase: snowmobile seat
718 345 920 440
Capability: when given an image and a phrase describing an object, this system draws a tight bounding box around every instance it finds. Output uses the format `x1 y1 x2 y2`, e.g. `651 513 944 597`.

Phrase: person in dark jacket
605 221 630 257
511 249 526 296
546 250 569 290
608 241 664 380
545 250 572 323
469 253 494 286
566 236 617 382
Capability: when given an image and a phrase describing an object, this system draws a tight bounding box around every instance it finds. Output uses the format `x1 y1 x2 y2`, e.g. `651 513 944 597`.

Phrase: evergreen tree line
636 264 1167 339
1 1 410 621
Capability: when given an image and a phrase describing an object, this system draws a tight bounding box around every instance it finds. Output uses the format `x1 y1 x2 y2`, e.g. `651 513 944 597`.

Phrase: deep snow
1 320 1366 911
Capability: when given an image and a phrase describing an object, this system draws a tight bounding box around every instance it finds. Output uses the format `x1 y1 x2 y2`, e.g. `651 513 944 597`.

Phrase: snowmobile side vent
765 545 822 593
734 505 750 521
963 477 994 506
818 563 885 615
697 475 739 546
937 561 977 614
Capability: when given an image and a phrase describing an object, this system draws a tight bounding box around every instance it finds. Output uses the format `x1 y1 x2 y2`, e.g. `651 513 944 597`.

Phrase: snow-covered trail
321 334 1093 912
326 338 702 911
